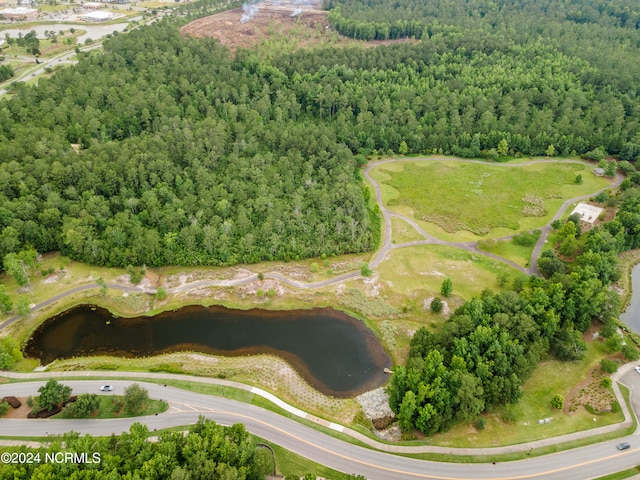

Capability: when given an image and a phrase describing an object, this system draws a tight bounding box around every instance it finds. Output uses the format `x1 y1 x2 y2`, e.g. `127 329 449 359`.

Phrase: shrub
600 378 612 389
622 343 639 361
360 263 372 277
155 287 167 301
501 404 523 424
65 394 100 418
440 278 453 297
431 297 443 313
0 401 10 417
551 394 564 410
123 384 149 414
600 359 618 373
475 417 486 430
605 335 622 353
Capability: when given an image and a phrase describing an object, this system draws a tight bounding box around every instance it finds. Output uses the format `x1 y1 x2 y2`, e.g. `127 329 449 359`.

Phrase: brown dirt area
180 2 330 53
565 360 617 415
179 0 415 54
2 397 31 419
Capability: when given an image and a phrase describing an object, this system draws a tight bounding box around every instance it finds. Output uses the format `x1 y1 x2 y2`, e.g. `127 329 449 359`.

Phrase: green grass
477 233 539 268
372 160 611 238
258 436 359 479
593 467 640 480
390 216 426 244
54 395 168 420
376 244 519 300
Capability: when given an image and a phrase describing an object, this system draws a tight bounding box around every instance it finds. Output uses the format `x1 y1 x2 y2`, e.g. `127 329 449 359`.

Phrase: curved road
0 367 638 479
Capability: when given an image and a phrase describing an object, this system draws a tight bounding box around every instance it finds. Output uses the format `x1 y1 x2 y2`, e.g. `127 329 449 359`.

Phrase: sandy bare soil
180 0 330 53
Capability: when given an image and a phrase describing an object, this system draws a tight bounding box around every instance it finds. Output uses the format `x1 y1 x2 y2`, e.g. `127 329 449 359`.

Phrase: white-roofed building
570 202 603 226
81 10 114 21
0 7 38 20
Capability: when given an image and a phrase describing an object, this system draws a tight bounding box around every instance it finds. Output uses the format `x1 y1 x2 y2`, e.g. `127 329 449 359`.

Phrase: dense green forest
0 25 377 267
386 185 640 435
0 418 273 479
1 0 640 268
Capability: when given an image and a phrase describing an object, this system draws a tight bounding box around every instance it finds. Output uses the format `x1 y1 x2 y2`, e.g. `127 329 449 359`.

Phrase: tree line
0 417 275 479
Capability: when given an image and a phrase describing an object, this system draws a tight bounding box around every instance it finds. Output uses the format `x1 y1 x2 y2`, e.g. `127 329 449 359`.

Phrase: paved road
0 373 638 480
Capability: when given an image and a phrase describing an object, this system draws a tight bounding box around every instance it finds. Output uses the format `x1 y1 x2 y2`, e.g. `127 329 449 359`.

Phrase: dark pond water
25 305 391 397
621 263 640 334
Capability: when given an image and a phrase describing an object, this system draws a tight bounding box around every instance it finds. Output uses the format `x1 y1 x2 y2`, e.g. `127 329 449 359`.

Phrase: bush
501 404 523 424
551 394 564 410
431 297 443 313
475 417 485 430
124 384 149 414
605 335 622 353
440 278 453 297
126 265 145 284
600 358 618 373
155 286 167 301
65 394 101 418
360 263 372 277
622 343 639 361
600 378 612 389
0 401 10 417
512 231 539 246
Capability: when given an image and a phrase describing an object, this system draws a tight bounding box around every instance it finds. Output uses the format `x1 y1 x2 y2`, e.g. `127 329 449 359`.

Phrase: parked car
634 366 640 374
100 385 113 392
617 442 631 450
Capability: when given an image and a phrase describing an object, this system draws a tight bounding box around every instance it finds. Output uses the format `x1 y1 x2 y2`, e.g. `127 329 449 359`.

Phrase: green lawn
377 244 519 300
477 233 540 268
371 160 611 239
390 216 427 244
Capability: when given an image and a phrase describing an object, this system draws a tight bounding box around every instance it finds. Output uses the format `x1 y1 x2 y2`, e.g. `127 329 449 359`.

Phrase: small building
83 2 104 9
570 202 604 226
81 10 114 21
593 167 605 176
101 0 129 4
0 7 39 20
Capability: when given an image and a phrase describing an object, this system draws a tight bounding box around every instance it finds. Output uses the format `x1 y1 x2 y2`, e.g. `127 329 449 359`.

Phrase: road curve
0 371 637 480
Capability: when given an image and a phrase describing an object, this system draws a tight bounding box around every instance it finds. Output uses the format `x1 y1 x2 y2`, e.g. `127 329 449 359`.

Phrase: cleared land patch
377 244 518 300
376 161 611 237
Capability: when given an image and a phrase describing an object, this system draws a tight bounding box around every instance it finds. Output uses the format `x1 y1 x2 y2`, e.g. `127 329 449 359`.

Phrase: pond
621 263 640 334
25 305 391 397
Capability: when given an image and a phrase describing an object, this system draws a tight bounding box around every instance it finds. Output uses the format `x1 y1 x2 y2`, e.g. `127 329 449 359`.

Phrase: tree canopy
0 418 275 479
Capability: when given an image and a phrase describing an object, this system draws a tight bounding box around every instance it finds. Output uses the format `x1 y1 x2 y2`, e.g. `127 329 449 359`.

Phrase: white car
100 385 113 391
635 366 640 374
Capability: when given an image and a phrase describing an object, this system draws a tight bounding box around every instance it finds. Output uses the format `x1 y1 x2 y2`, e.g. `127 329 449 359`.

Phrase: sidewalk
1 362 637 456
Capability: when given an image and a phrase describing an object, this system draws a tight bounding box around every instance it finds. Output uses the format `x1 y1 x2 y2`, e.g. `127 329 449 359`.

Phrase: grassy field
390 216 426 244
371 160 611 239
477 233 539 267
377 244 519 300
593 467 640 480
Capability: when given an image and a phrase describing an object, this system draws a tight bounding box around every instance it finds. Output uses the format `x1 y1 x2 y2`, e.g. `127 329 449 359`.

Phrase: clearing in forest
374 160 610 238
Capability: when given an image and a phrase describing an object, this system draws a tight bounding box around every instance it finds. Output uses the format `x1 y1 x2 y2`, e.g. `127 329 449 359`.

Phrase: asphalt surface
0 369 638 480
